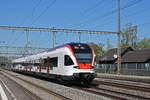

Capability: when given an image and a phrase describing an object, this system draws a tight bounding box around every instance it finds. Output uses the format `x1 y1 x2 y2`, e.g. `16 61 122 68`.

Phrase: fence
95 63 150 76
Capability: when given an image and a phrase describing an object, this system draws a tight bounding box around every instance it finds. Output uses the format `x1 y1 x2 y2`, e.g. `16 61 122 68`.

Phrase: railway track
91 78 150 100
72 83 150 100
73 86 127 100
1 69 103 100
0 70 71 100
2 69 150 100
96 75 150 84
18 85 42 100
94 79 150 93
90 86 150 100
5 70 126 100
71 76 150 100
0 72 41 100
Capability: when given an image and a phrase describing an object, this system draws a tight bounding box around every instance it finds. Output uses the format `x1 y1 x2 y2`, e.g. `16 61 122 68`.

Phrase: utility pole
117 0 121 74
52 27 56 48
52 32 56 48
24 30 29 56
26 30 29 47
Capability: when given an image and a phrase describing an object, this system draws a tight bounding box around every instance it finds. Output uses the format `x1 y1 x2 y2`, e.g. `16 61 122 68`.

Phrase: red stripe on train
91 48 94 65
66 45 78 65
78 64 92 69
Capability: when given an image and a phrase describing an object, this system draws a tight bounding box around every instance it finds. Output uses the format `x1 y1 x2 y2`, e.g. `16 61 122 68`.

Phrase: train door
57 53 64 75
48 53 62 75
58 53 63 68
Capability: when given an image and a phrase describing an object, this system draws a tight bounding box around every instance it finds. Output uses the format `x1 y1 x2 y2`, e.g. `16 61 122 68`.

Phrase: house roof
99 46 132 62
122 47 150 63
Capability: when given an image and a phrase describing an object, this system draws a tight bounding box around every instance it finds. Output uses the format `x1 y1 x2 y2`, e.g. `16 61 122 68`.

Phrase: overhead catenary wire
70 0 143 28
31 0 56 25
0 25 118 50
10 0 55 54
32 0 42 23
10 31 25 46
138 22 150 27
125 7 150 18
0 46 48 50
81 0 105 15
10 0 43 49
0 26 117 34
94 5 150 29
57 0 106 28
19 0 43 26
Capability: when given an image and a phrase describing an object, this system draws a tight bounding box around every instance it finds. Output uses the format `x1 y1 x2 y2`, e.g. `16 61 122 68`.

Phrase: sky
0 0 150 51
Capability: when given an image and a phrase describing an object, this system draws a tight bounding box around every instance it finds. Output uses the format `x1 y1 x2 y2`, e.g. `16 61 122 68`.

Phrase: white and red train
12 43 96 84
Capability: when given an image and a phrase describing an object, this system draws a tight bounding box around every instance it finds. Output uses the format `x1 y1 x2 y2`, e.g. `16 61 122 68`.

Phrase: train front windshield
75 53 92 64
71 44 92 64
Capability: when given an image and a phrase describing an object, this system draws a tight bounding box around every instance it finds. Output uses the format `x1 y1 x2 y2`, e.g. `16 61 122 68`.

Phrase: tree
88 42 104 64
121 23 138 49
137 38 150 49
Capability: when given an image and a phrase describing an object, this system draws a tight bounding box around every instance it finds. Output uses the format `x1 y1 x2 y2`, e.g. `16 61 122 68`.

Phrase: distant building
0 56 10 66
99 47 150 64
121 48 150 63
99 46 133 64
98 47 150 76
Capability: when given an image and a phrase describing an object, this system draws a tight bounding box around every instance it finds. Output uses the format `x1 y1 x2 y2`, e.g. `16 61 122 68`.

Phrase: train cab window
64 55 74 66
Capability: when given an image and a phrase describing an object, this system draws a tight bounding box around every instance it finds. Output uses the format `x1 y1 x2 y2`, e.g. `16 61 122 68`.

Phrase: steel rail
96 76 150 84
91 85 150 100
1 70 71 100
94 80 150 93
72 86 127 100
0 72 42 100
72 84 150 100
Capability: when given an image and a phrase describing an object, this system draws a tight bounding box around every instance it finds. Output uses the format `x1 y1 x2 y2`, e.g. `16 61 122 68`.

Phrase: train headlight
73 66 80 69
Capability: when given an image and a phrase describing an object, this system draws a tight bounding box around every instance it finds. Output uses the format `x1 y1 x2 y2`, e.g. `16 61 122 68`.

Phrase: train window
65 55 74 66
41 59 47 69
49 57 58 67
42 57 58 69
